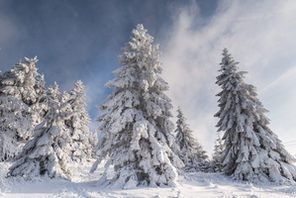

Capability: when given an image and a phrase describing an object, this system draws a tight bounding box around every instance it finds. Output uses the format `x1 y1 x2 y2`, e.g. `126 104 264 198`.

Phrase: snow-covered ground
1 161 296 198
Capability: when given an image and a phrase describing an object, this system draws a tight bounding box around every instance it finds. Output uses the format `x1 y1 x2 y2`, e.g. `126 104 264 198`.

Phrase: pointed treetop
24 56 38 64
127 24 155 53
217 48 247 81
70 80 86 100
15 56 39 75
220 48 237 68
73 80 85 94
132 24 149 39
222 48 229 56
75 80 84 88
135 24 146 33
53 81 59 90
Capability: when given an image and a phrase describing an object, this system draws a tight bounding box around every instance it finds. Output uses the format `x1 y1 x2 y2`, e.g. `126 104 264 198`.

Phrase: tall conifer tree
66 80 94 163
8 83 73 179
211 133 224 172
175 107 208 172
215 48 296 182
0 57 42 161
92 24 182 187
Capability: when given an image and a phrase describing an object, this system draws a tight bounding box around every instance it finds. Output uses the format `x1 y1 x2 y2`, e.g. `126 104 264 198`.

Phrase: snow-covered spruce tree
4 57 40 105
92 24 183 187
31 74 48 124
211 133 224 172
215 48 296 183
175 107 208 172
194 143 209 171
0 57 42 161
65 80 94 163
8 83 73 179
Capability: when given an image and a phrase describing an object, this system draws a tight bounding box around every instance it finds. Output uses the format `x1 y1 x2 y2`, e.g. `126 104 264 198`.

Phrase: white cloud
161 0 296 155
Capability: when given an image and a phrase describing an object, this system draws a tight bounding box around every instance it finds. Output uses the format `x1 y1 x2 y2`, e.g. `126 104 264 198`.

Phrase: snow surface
1 161 296 198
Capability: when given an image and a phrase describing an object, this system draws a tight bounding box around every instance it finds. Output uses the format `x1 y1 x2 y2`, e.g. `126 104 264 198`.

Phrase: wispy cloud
161 0 296 154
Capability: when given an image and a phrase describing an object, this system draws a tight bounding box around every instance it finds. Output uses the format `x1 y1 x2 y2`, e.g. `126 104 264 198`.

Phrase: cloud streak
161 0 296 155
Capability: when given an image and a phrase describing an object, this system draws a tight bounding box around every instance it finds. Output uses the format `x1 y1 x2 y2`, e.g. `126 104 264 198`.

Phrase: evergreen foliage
0 57 42 161
8 83 73 179
215 48 296 183
175 107 208 172
92 24 183 188
211 133 224 172
66 80 95 163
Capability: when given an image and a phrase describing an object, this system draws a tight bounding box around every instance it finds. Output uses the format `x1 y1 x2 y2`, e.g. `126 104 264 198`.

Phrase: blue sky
1 0 296 155
0 0 216 117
